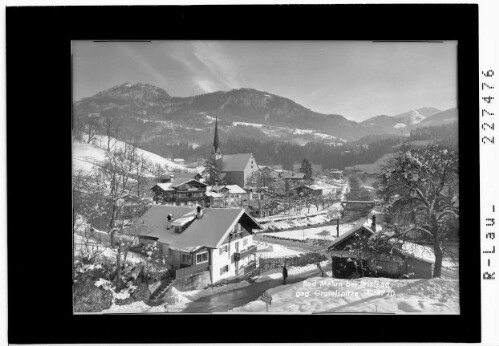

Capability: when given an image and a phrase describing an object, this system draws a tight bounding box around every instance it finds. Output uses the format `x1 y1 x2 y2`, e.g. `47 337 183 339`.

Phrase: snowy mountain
73 83 455 154
416 107 458 127
393 107 442 126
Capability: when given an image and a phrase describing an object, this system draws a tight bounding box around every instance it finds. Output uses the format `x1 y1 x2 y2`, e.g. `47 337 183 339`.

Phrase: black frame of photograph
6 4 480 343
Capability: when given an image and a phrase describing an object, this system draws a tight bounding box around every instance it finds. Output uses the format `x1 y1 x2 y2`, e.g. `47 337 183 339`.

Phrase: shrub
73 279 113 312
132 282 151 301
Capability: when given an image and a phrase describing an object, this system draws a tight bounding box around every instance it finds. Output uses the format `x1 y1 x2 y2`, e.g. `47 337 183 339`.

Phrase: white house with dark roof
216 153 259 188
129 205 262 283
210 117 259 188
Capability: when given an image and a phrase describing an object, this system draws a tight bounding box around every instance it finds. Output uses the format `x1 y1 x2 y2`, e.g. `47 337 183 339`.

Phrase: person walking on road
282 265 288 285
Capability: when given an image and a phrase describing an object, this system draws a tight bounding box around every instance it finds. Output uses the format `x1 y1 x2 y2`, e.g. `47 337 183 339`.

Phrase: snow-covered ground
259 204 344 232
255 240 305 259
230 276 459 314
73 136 199 174
254 260 330 283
99 280 252 313
261 222 358 241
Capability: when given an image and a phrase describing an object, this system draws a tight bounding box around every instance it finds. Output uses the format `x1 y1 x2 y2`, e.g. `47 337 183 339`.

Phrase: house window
243 238 248 246
196 251 208 264
219 245 228 255
181 253 192 265
220 265 229 275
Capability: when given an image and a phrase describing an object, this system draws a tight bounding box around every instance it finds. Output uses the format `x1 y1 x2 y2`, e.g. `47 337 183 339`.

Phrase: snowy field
255 240 305 259
73 136 199 174
230 277 459 314
261 222 358 241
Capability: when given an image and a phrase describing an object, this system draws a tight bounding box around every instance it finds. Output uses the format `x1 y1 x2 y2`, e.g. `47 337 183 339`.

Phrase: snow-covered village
72 41 460 314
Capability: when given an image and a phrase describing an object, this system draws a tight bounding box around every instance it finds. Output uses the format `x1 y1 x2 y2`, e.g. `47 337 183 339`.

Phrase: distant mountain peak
91 82 171 101
393 107 442 126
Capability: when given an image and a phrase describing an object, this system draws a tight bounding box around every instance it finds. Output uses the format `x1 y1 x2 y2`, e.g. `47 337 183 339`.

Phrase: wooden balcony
174 262 210 279
234 245 257 261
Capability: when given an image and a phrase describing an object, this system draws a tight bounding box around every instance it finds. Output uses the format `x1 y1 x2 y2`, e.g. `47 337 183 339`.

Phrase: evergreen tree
204 158 220 186
300 158 313 181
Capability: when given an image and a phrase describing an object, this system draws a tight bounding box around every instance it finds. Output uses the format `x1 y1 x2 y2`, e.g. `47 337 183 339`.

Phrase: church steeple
212 116 222 160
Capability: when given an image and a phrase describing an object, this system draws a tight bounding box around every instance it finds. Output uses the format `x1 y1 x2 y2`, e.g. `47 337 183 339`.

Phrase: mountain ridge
74 82 457 144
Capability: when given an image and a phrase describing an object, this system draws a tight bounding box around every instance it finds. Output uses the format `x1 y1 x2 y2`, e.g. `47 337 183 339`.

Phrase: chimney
371 215 376 232
170 174 175 182
196 205 203 219
166 213 173 230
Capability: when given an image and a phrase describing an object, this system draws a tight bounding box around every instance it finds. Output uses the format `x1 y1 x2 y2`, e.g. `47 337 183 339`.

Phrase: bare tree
84 116 98 144
93 141 139 231
152 162 166 182
73 168 87 232
104 117 115 151
73 115 85 141
134 154 150 196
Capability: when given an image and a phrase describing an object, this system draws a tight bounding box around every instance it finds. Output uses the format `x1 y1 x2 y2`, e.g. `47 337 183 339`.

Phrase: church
211 117 259 189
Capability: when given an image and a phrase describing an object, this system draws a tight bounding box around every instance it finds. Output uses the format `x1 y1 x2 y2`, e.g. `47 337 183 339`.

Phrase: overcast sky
73 40 457 122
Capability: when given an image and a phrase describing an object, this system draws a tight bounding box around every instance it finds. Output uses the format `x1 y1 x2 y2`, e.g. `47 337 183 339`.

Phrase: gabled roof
170 178 206 188
212 184 247 194
328 222 374 251
130 205 263 252
218 153 254 172
154 183 173 191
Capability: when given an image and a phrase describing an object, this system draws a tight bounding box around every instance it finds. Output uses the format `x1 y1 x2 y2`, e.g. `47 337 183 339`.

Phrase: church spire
213 116 220 153
212 116 222 160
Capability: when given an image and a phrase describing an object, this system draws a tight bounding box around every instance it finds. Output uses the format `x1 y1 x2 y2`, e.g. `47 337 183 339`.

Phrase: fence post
331 256 334 278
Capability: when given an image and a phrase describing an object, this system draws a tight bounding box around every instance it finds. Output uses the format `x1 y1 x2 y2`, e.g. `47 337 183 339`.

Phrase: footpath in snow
230 276 459 314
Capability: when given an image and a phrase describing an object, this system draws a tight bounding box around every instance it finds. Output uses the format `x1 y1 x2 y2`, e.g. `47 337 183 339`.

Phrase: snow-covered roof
130 205 263 252
170 178 206 188
212 184 247 194
155 183 173 191
205 190 223 198
328 221 374 251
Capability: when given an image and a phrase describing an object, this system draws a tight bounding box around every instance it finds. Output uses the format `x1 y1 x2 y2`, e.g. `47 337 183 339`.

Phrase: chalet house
217 153 259 188
129 205 262 284
151 178 208 207
328 223 433 279
206 184 249 207
247 200 281 218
